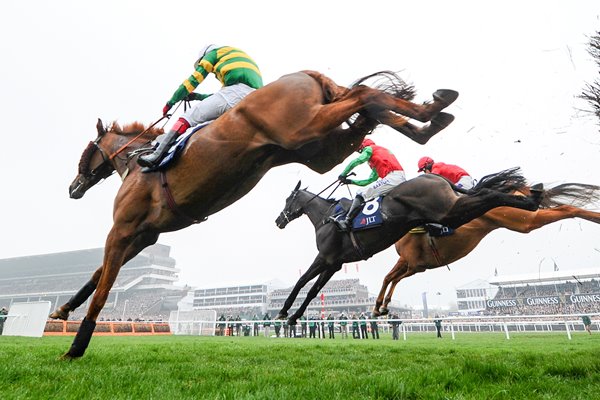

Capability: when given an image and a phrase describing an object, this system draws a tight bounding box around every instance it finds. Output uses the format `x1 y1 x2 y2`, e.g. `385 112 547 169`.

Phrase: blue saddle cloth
144 121 212 172
333 197 384 231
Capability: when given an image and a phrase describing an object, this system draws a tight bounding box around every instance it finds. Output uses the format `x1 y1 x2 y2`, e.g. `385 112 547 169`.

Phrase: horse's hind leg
442 189 540 230
359 86 458 123
374 111 455 145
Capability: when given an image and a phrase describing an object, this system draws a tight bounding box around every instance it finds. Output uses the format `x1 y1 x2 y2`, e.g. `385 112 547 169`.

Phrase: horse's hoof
276 312 287 320
287 318 297 326
530 183 544 204
379 308 390 316
432 89 459 107
59 352 80 361
49 308 69 321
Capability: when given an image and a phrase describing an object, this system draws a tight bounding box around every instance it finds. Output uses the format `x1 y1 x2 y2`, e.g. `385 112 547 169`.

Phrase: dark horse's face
69 119 115 199
275 181 304 229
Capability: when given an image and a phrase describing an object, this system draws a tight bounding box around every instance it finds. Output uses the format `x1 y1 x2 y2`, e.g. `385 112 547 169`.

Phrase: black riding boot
336 195 364 231
137 130 179 168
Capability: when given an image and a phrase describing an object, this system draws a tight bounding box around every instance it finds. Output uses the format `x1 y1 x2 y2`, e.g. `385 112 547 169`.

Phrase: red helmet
417 156 434 172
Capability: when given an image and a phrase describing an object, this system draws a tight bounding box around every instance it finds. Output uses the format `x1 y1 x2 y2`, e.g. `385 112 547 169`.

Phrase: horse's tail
471 167 529 194
538 183 600 209
350 71 416 101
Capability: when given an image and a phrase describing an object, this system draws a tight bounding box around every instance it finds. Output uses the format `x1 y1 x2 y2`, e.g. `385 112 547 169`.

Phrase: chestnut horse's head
69 118 116 199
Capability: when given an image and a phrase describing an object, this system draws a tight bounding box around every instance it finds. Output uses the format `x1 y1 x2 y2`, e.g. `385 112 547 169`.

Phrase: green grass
1 332 599 399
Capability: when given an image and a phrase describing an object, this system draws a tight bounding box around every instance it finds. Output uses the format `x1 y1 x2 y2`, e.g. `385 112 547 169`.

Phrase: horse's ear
96 118 106 136
294 180 301 191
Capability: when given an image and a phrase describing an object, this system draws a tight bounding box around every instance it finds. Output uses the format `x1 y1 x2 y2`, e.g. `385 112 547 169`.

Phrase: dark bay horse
53 70 459 358
273 168 545 325
373 183 600 316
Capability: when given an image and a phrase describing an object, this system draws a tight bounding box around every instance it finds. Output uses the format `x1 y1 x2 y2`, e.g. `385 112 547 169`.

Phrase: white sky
1 1 599 309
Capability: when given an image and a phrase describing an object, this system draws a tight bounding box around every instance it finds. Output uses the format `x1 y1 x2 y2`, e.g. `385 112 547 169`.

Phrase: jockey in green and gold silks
166 45 263 108
138 44 263 169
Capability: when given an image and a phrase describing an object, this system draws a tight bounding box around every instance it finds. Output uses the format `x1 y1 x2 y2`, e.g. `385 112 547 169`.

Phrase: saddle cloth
333 197 384 231
144 120 212 172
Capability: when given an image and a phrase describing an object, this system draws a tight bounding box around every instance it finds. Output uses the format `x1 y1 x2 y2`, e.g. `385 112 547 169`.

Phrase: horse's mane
108 121 164 139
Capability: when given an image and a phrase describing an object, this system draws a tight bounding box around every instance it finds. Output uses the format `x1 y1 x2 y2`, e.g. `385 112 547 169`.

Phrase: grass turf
1 332 599 399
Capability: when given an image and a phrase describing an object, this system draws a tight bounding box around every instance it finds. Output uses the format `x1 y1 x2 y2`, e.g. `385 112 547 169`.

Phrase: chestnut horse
52 70 459 358
273 169 545 325
373 183 600 316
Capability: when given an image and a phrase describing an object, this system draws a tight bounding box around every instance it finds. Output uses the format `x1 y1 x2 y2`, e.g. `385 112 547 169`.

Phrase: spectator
389 313 401 340
359 313 368 339
339 312 348 339
289 320 297 338
327 313 335 339
0 307 8 334
351 313 360 339
300 315 307 338
582 315 592 335
263 313 271 338
370 318 380 339
252 314 260 336
217 314 226 336
434 315 443 338
308 315 317 338
235 315 242 336
274 319 282 338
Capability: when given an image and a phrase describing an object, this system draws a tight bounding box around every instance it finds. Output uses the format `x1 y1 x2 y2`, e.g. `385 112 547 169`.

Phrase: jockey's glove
162 103 172 117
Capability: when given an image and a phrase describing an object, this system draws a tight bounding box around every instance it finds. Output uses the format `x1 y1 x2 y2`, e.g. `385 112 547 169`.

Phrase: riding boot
336 195 364 231
137 118 190 168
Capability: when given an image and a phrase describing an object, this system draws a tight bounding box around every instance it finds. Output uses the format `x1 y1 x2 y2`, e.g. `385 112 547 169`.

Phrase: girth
160 171 204 225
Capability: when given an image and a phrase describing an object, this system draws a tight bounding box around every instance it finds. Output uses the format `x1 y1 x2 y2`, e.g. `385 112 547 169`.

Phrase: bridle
280 190 303 224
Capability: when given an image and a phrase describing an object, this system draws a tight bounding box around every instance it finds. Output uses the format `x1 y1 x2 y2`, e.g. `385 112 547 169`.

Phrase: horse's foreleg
373 258 408 316
381 266 423 315
49 267 102 320
288 265 340 324
276 256 326 320
63 229 158 359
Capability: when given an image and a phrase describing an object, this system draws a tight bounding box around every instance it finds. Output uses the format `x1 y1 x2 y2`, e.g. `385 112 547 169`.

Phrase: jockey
331 138 406 231
417 156 475 189
138 44 263 168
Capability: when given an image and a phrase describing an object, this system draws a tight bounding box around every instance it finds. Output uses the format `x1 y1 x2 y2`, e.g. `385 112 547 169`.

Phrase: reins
306 172 356 204
108 115 170 160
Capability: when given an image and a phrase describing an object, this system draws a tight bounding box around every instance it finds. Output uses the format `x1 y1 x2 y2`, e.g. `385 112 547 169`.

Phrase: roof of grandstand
0 244 176 279
489 267 600 286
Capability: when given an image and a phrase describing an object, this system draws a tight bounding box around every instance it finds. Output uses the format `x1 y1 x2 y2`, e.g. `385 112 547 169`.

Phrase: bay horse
52 70 459 358
273 168 545 325
373 183 600 316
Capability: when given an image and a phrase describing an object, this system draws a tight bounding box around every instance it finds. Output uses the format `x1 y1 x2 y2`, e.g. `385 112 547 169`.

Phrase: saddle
141 121 212 173
331 197 384 231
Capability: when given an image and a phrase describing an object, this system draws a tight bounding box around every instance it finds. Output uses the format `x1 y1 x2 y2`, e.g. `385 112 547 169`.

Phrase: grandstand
0 244 187 321
189 279 284 319
267 278 408 317
187 278 408 319
456 268 600 316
